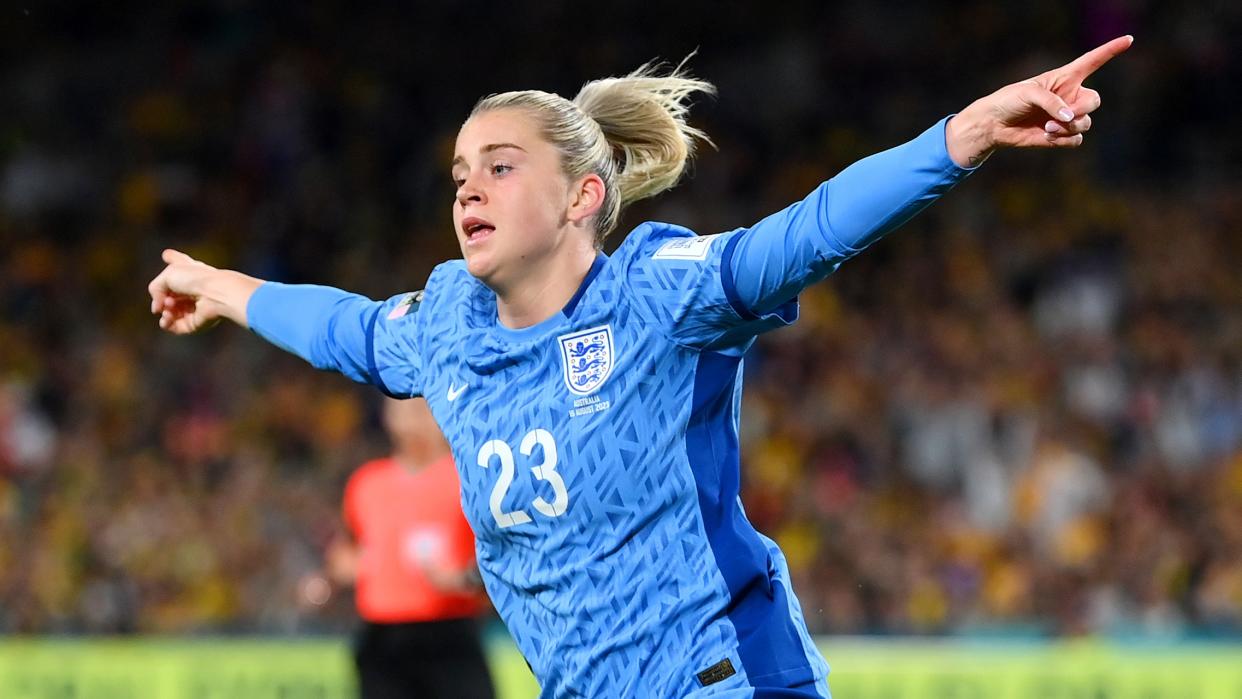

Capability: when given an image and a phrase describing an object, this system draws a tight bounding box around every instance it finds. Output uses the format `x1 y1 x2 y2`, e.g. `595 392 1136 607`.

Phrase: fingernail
1058 108 1074 121
1045 121 1059 133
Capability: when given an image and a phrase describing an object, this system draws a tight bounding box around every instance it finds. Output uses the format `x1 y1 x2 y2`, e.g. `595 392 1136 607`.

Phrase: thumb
1022 82 1075 123
162 248 196 265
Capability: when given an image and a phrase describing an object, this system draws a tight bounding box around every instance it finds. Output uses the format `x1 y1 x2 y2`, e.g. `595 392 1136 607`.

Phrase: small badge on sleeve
696 658 736 686
652 233 721 261
386 290 424 320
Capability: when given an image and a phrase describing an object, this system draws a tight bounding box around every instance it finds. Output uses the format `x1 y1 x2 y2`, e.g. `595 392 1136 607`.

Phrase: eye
491 163 513 177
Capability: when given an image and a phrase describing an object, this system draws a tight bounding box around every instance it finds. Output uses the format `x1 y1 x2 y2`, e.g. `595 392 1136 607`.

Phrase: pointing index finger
1063 35 1134 82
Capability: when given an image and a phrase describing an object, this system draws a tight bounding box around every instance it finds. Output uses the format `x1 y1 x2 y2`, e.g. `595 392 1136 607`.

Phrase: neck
392 442 446 474
494 237 597 329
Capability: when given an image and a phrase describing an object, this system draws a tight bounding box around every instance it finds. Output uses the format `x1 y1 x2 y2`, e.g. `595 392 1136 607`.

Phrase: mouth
461 216 495 247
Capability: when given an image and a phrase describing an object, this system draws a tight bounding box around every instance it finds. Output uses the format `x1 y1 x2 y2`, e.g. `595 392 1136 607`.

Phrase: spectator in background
2 2 1240 642
326 397 494 699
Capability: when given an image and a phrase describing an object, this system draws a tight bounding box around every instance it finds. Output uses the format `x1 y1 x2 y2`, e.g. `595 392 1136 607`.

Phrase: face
382 397 447 453
451 109 575 288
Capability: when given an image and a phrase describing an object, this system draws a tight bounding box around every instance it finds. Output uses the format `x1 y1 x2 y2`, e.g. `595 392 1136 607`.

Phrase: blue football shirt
248 117 973 697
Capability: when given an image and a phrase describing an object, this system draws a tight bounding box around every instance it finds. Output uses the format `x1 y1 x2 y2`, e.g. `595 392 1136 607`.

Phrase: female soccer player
149 37 1132 698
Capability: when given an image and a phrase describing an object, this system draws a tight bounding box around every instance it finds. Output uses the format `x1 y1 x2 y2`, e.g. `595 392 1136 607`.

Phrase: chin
464 251 497 283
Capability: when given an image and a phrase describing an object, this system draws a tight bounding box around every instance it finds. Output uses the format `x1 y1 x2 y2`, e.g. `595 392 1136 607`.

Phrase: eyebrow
451 143 528 168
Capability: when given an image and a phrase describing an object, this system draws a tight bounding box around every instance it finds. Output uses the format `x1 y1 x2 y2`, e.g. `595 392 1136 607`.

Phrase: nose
456 173 485 207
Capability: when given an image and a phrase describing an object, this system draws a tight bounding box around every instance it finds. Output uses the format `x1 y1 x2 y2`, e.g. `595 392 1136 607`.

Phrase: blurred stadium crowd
1 1 1239 638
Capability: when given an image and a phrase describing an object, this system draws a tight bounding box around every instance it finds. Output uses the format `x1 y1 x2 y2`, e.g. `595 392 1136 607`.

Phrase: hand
147 249 260 333
325 534 359 586
420 562 483 594
947 36 1133 167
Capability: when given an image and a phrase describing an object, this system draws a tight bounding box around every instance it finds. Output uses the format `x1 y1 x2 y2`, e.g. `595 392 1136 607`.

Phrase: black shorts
352 617 495 699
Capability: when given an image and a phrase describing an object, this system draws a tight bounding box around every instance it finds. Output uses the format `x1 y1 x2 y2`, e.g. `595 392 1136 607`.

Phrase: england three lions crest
557 325 615 396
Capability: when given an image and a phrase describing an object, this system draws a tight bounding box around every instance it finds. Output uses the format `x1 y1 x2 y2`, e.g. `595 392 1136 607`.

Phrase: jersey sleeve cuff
936 114 984 175
246 281 300 354
720 231 799 327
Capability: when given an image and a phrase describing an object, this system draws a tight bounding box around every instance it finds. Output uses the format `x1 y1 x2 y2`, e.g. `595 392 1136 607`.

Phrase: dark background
1 0 1239 638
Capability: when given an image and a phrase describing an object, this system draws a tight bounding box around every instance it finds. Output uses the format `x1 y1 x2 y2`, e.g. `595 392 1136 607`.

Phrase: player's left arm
327 474 364 587
726 36 1133 315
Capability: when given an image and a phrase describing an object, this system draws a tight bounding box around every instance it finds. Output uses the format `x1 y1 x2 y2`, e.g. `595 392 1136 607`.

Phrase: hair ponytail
470 58 715 243
574 60 715 232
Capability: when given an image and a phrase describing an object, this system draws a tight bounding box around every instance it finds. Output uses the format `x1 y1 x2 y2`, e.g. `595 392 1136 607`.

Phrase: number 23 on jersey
477 429 568 529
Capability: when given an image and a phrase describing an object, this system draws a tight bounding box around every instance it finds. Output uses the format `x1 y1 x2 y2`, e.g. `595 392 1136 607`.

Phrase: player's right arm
148 249 421 395
148 249 262 333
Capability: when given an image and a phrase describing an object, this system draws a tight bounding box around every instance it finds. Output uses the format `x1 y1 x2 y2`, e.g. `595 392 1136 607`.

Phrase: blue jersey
249 118 973 697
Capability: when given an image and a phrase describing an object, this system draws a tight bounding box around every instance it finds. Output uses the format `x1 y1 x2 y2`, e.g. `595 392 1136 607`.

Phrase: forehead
454 108 544 156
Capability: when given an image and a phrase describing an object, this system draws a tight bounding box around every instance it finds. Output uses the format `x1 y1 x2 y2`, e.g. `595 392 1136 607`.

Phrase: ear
566 173 606 226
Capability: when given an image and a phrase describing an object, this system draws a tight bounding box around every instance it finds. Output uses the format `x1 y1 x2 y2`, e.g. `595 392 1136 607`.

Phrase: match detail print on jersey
557 325 615 396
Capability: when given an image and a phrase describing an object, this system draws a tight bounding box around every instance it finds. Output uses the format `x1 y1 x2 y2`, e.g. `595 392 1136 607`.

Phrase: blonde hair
469 58 715 243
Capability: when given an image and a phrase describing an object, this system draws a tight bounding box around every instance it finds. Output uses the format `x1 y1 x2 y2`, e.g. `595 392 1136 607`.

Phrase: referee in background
327 397 495 699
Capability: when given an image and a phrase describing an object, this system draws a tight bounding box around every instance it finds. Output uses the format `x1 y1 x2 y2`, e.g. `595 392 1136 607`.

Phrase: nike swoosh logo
447 382 467 402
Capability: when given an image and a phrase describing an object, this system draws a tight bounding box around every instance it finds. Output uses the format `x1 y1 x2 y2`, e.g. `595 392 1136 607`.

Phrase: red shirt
343 455 485 623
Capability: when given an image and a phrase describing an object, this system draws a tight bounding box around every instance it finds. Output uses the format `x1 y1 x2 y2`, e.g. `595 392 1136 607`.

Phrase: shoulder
609 221 738 275
428 455 462 486
348 458 393 490
611 221 698 264
375 260 479 334
430 454 458 473
428 258 471 285
419 260 475 307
